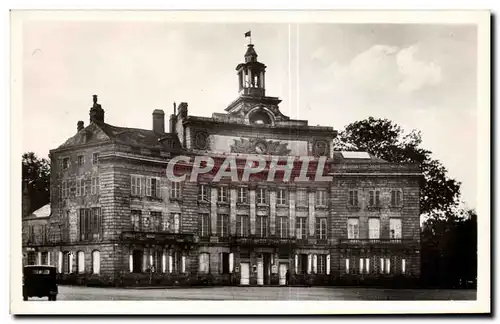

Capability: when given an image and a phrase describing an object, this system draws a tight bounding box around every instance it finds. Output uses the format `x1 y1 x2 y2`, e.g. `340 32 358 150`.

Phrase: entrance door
279 263 288 285
240 262 250 285
257 260 264 285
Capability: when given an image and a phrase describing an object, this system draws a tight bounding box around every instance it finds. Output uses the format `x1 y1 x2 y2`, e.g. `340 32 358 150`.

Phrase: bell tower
236 44 267 97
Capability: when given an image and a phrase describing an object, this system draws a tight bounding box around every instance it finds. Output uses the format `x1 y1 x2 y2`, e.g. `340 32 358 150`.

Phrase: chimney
152 109 165 134
178 102 188 118
89 94 105 124
169 102 177 134
77 121 84 132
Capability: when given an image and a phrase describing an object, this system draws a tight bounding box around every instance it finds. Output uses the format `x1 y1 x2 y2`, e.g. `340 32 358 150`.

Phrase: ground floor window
27 251 36 265
295 254 308 274
380 257 391 274
41 252 49 265
63 251 72 273
199 253 210 274
317 254 327 274
77 251 85 273
92 250 100 274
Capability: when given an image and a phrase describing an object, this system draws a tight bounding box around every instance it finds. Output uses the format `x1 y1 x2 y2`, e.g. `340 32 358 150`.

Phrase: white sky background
22 22 478 209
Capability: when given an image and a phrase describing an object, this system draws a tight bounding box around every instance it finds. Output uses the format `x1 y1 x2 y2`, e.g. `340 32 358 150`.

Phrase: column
294 254 299 274
162 250 167 273
326 254 331 275
260 71 265 88
129 253 133 273
230 187 237 235
248 69 253 87
289 189 296 237
143 249 148 272
250 189 256 235
168 253 173 273
270 190 276 235
262 71 265 89
37 252 42 265
307 254 312 274
47 252 51 266
313 254 318 274
308 190 315 237
211 187 218 235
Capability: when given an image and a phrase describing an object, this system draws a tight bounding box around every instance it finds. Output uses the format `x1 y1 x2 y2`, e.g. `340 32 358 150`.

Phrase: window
171 181 181 199
391 190 402 206
27 251 36 265
297 189 307 206
146 177 161 198
389 218 402 239
359 258 370 274
276 217 289 238
150 211 161 232
199 213 210 237
276 189 287 205
316 190 327 206
92 152 99 165
62 157 70 170
217 214 229 237
77 155 85 167
131 175 142 196
77 251 85 273
79 207 102 241
199 253 210 274
218 186 228 203
91 177 99 195
63 252 71 273
237 187 248 203
296 217 307 239
256 188 267 204
368 218 380 239
236 215 249 237
76 178 84 197
347 218 359 239
41 252 49 265
380 258 391 274
368 190 381 207
256 216 268 237
317 255 327 274
168 213 181 233
62 180 69 198
198 184 209 202
348 190 359 207
131 210 142 231
315 218 327 240
92 250 100 274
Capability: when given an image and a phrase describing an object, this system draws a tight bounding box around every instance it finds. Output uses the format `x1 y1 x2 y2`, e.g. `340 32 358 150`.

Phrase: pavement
26 285 477 301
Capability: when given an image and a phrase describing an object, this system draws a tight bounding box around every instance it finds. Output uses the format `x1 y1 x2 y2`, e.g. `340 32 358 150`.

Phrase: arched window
77 251 85 273
249 110 272 125
92 250 100 274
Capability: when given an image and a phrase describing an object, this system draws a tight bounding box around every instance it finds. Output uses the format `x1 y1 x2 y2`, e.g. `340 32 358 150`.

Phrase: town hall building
22 41 421 286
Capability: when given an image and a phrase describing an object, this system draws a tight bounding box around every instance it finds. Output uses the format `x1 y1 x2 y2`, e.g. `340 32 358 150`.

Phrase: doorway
240 262 250 285
132 250 143 273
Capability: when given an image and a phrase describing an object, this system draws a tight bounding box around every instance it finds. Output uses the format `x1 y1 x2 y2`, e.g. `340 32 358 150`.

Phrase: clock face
255 142 267 154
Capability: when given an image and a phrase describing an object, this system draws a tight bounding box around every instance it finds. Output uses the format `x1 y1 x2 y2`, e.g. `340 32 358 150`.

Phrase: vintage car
22 265 58 301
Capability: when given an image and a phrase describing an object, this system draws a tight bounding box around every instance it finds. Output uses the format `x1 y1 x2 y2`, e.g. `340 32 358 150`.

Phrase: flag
244 31 251 38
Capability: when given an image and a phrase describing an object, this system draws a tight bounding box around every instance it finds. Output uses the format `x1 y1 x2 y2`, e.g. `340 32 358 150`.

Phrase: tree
420 208 477 287
22 152 50 214
333 117 461 216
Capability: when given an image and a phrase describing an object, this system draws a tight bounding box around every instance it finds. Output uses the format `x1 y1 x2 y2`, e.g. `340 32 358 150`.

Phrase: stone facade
22 42 421 286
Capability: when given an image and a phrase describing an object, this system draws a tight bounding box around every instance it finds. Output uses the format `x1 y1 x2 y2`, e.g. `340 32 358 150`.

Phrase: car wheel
23 296 28 301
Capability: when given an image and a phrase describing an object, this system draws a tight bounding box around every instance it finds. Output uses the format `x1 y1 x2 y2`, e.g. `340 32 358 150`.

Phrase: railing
230 235 298 246
338 238 414 245
121 231 196 244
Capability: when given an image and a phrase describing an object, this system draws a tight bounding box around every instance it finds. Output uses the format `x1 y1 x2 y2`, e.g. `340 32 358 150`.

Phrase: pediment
57 123 111 148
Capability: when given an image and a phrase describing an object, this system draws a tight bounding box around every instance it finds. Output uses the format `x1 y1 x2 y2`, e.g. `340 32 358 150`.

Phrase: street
26 285 477 301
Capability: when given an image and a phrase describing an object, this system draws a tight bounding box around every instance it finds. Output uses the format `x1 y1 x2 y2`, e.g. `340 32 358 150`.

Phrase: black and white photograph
9 9 490 315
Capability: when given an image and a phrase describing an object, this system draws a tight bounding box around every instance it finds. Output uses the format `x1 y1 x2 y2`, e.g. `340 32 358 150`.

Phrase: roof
99 123 180 150
31 204 51 218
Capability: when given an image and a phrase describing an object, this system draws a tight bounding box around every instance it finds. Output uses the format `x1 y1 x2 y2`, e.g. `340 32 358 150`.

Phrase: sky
22 22 478 209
